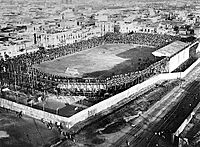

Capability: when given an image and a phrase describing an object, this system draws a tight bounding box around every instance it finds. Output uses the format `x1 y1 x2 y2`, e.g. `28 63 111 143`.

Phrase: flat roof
152 41 188 57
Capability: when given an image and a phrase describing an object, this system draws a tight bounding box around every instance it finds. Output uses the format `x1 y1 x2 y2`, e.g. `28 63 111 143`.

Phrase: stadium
0 32 200 133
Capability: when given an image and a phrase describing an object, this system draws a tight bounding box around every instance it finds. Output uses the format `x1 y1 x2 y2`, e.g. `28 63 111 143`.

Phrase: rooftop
152 41 188 57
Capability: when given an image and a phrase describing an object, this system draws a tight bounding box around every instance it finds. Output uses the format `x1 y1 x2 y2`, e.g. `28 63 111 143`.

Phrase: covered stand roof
152 41 188 57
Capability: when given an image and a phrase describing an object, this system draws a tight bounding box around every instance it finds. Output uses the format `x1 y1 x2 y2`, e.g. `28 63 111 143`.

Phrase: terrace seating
0 33 178 98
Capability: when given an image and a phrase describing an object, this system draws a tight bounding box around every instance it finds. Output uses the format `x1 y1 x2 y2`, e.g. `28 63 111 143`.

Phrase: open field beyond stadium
34 44 157 79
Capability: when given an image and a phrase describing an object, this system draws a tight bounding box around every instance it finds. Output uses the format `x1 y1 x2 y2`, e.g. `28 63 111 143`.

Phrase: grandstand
0 33 181 103
2 33 200 131
153 41 189 72
153 40 199 72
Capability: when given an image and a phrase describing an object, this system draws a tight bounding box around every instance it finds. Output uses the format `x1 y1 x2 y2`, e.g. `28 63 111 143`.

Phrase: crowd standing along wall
0 74 162 129
0 98 69 123
0 33 180 98
0 38 200 130
39 39 200 95
1 57 200 129
67 75 161 128
57 57 200 128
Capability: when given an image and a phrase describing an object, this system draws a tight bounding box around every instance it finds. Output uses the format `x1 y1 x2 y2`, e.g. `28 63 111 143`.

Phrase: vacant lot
34 44 157 79
0 109 60 147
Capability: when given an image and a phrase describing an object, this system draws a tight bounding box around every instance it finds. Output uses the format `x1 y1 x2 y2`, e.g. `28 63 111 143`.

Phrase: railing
0 33 189 97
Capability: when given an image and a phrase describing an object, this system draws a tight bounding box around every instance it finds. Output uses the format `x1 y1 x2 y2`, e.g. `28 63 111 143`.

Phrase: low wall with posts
0 74 162 129
67 75 161 128
0 58 200 129
0 98 69 123
67 58 200 128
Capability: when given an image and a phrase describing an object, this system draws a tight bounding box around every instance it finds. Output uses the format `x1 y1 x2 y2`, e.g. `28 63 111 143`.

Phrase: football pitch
34 44 157 79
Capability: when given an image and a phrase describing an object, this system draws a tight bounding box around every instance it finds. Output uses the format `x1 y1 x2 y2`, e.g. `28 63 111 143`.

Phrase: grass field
34 44 158 79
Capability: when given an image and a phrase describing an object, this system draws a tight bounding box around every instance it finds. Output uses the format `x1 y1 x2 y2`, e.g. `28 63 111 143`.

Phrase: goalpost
65 67 79 77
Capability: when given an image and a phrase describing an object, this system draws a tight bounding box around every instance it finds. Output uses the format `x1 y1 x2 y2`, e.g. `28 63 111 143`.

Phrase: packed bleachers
104 33 176 47
0 32 179 99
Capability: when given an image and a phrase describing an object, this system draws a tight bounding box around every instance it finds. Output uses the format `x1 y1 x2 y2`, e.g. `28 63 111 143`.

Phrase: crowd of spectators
104 32 179 47
0 32 178 97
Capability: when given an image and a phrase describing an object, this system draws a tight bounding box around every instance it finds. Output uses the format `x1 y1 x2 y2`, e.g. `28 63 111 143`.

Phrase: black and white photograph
0 0 200 146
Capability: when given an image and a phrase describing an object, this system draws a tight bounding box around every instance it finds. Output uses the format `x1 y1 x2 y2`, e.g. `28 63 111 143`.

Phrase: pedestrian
126 140 130 146
19 111 22 118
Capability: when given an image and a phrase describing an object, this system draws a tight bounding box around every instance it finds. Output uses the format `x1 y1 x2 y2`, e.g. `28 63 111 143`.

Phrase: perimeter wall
67 58 200 128
0 58 200 129
0 98 69 123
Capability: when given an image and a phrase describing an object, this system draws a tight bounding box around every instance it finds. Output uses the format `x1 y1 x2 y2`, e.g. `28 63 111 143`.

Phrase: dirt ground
58 80 180 147
34 44 156 78
0 109 60 147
